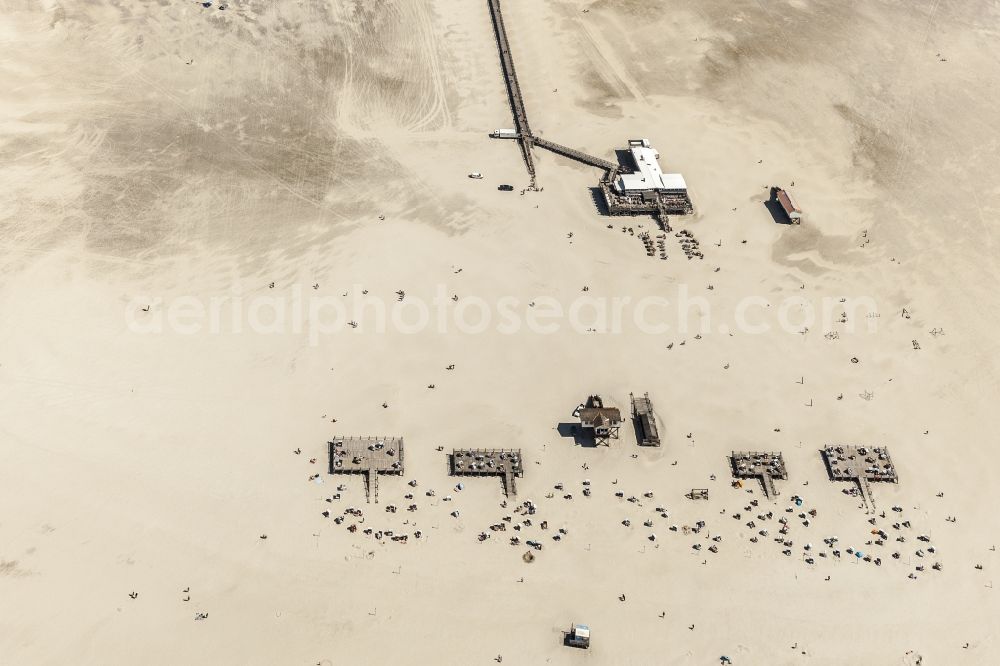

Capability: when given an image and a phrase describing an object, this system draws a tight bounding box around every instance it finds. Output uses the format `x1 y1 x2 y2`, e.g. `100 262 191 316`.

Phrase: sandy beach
1 0 999 664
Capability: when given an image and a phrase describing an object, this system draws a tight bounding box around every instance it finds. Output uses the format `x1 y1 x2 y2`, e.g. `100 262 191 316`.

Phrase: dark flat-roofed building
775 188 802 224
630 392 660 447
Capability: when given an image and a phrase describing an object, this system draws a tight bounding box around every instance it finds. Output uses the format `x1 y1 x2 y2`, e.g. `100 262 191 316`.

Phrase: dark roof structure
776 188 802 221
580 408 622 428
630 392 660 447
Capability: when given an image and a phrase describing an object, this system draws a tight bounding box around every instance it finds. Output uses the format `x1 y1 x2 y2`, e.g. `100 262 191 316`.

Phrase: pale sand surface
1 1 999 664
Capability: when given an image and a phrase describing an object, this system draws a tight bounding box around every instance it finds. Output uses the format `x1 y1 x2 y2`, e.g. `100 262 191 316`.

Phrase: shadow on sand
557 422 598 448
613 148 634 168
589 187 611 216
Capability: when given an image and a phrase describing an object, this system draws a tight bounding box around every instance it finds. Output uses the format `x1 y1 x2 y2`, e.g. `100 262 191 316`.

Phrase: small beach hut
775 188 803 224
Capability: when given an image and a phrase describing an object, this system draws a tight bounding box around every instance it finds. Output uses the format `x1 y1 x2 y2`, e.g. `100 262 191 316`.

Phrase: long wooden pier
488 1 618 184
487 0 536 186
485 0 694 223
630 392 661 447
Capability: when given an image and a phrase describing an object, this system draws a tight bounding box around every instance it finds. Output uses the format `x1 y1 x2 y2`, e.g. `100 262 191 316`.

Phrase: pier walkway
533 137 618 172
485 0 694 220
488 0 536 185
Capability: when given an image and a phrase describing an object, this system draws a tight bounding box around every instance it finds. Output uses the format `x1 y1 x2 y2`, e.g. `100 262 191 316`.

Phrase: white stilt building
614 139 688 196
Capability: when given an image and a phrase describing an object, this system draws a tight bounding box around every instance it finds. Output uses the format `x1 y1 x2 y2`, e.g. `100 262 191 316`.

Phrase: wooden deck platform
600 176 694 217
450 448 524 497
328 436 404 504
822 445 897 511
730 451 788 499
